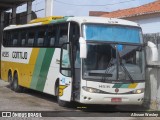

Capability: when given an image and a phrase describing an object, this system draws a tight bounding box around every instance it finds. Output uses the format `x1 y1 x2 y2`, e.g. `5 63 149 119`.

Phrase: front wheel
56 85 69 107
13 73 23 92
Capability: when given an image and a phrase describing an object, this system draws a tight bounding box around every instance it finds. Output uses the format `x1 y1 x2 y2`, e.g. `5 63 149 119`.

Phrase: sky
16 0 156 17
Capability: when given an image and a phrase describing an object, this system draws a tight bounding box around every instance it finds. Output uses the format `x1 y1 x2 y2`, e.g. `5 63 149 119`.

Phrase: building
90 0 160 34
90 0 160 110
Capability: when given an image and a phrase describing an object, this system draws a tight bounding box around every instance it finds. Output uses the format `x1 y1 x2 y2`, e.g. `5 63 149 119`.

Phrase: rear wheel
8 72 13 90
56 85 69 107
13 72 23 92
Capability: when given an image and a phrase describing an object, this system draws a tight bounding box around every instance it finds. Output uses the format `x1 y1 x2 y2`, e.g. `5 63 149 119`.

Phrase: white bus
1 16 156 107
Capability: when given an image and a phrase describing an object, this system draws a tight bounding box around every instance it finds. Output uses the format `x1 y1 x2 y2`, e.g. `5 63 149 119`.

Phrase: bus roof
4 16 140 31
67 16 139 27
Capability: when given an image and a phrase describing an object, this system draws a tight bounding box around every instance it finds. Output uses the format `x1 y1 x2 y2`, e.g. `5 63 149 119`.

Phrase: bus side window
13 39 17 46
20 31 27 47
22 39 26 46
37 38 44 46
3 31 10 47
12 32 19 47
47 25 57 47
27 30 35 47
58 24 68 46
37 30 45 47
7 31 12 47
50 37 55 46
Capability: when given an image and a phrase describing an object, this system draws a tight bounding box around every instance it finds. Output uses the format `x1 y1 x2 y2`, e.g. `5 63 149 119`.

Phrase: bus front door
59 43 72 102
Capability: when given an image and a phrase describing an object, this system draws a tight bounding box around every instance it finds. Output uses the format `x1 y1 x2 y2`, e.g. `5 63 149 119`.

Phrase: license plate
111 98 122 102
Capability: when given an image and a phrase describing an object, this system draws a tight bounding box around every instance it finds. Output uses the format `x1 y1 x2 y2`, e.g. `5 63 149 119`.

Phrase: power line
17 1 44 13
54 0 138 7
32 0 44 6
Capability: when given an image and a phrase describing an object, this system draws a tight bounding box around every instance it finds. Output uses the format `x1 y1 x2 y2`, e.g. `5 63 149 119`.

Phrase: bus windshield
82 43 145 82
83 24 142 44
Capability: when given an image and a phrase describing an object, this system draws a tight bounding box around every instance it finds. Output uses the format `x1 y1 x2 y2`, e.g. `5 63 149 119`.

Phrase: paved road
0 79 159 120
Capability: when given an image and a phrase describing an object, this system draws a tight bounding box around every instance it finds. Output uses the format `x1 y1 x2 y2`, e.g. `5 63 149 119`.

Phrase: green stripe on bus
121 84 130 88
36 48 55 92
30 48 47 89
112 84 123 88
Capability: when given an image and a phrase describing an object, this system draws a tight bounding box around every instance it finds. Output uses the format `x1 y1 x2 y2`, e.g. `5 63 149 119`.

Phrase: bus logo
115 88 119 93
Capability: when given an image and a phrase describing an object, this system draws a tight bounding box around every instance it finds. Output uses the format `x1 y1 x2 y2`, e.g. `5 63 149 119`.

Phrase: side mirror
79 37 87 58
147 41 158 62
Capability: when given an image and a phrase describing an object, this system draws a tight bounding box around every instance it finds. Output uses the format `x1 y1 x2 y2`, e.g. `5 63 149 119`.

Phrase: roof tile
101 0 160 18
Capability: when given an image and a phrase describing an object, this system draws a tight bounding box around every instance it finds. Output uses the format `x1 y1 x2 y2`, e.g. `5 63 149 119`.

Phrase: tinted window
36 27 47 46
12 32 19 46
3 31 11 46
3 23 70 48
58 24 68 45
27 30 35 46
83 24 142 43
20 31 27 46
47 26 57 46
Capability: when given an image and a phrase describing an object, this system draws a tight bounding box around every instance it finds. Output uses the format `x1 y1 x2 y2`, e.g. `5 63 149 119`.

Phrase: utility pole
27 1 32 23
12 6 17 24
45 0 53 17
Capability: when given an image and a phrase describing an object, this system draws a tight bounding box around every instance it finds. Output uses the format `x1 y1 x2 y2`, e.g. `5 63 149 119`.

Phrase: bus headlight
132 89 144 94
82 86 104 93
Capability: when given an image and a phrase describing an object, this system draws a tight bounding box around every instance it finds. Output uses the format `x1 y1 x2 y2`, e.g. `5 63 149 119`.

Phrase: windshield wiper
102 58 113 81
102 48 114 81
117 44 135 83
120 63 134 83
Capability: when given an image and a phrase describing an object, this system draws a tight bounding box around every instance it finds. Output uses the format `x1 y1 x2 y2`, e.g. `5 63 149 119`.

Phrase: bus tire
13 72 23 92
8 71 13 90
56 85 69 107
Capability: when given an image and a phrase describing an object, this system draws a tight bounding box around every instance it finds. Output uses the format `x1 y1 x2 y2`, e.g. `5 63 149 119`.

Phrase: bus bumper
80 91 144 105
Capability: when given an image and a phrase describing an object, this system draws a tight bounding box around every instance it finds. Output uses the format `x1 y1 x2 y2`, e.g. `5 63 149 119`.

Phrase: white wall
128 15 160 34
130 15 160 110
126 14 160 110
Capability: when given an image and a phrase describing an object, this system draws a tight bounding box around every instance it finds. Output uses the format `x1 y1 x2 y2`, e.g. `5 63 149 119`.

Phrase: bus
1 16 158 107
